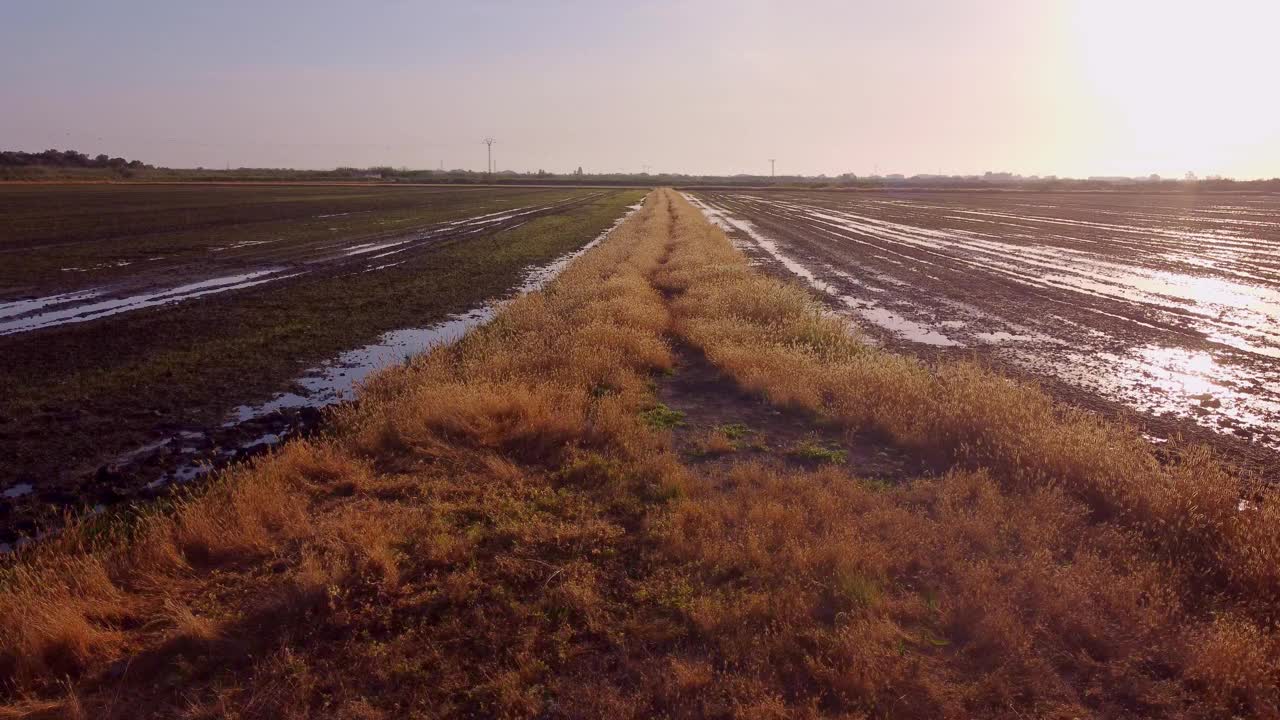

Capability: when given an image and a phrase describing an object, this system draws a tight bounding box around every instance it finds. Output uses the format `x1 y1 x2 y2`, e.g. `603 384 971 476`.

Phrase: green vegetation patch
640 403 686 430
717 422 752 440
787 439 847 465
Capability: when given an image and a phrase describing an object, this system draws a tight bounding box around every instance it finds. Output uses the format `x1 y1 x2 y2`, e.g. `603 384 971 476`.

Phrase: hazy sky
3 0 1277 178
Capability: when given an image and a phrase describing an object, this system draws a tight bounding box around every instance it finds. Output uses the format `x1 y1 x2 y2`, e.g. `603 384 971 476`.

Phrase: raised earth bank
2 189 1276 718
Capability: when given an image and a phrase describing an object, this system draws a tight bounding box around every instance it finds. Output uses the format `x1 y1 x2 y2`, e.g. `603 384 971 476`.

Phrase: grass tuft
786 439 848 464
717 422 752 440
640 403 686 430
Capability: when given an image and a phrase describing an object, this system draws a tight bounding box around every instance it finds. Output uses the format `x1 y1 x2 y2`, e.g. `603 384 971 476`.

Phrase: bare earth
0 185 638 546
686 189 1280 477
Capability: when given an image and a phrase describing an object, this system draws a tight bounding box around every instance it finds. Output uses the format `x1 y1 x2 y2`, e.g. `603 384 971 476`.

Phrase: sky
2 0 1277 178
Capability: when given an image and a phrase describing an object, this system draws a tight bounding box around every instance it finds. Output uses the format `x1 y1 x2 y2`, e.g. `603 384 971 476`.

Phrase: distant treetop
0 149 153 170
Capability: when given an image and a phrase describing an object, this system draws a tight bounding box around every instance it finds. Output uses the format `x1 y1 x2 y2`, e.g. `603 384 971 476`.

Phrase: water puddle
116 437 172 462
788 200 1280 359
228 199 642 429
975 330 1050 344
683 193 962 347
851 303 962 347
2 483 33 500
228 308 496 424
60 260 134 273
0 269 304 336
212 239 276 252
692 191 1280 451
1021 343 1280 445
0 196 609 339
231 201 642 425
0 196 647 552
0 289 103 319
344 239 413 257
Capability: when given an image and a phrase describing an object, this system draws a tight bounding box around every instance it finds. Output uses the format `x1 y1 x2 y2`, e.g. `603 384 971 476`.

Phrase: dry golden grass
648 190 1280 716
661 192 1280 604
0 190 680 717
0 188 1276 718
692 427 738 456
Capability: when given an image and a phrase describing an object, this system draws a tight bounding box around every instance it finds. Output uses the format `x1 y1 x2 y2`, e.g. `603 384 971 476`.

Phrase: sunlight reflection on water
1026 342 1280 446
685 191 1280 449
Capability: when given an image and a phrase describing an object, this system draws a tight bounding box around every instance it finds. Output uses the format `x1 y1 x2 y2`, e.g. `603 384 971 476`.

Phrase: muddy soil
1 192 605 336
0 190 640 547
687 190 1280 479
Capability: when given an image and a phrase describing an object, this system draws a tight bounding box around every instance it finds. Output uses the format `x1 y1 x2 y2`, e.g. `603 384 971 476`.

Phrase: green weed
641 403 686 430
787 440 847 464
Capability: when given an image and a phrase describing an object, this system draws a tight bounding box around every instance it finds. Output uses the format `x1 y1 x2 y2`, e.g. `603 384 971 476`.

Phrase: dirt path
656 339 930 483
4 189 1277 719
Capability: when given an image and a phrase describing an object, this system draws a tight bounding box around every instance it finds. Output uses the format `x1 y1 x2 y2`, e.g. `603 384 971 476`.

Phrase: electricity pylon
482 138 496 175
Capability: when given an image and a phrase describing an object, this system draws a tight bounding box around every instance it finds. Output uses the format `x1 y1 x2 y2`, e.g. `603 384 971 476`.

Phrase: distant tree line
3 150 1278 192
0 149 153 170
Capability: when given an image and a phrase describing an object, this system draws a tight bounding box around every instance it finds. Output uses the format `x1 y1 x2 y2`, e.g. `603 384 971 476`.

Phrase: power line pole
768 159 776 178
482 138 496 176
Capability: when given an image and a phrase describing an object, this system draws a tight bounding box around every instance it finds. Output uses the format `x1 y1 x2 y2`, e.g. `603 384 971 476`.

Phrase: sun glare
1068 0 1280 178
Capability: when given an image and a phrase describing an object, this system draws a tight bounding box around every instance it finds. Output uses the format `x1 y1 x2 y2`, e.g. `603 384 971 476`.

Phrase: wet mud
0 199 644 551
686 190 1280 478
0 194 605 337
